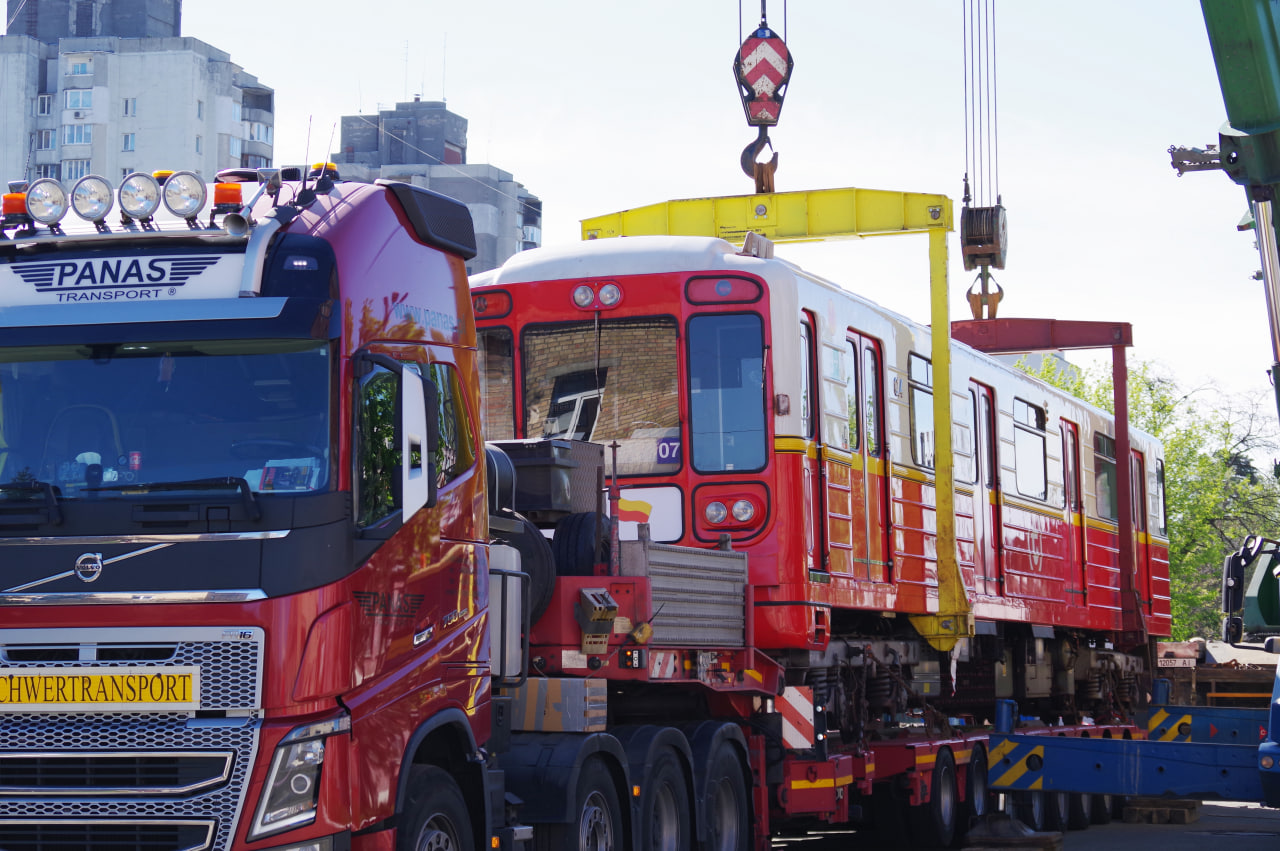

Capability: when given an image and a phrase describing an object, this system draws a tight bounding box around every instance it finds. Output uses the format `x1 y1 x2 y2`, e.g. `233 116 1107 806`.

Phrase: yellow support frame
580 187 970 652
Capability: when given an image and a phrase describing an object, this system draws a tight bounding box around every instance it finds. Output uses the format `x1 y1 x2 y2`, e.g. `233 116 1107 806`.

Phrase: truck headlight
249 715 350 841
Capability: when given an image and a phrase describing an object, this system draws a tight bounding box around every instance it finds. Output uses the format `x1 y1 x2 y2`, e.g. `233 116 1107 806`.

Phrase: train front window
688 313 766 473
0 339 331 498
521 318 680 476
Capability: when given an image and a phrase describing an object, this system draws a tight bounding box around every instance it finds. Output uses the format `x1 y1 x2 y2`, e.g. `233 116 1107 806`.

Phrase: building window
65 90 92 110
63 125 92 146
232 102 242 122
248 122 272 144
122 133 135 152
68 60 90 76
35 164 60 180
244 155 270 169
63 125 92 145
36 94 53 116
229 137 243 159
197 100 204 120
35 130 55 151
62 159 91 181
195 135 202 155
123 97 136 116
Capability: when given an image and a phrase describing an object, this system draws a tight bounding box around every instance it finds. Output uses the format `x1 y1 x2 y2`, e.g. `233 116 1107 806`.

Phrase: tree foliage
1015 356 1280 640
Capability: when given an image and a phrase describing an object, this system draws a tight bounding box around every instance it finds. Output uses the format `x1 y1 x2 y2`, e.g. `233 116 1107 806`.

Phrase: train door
858 338 890 581
1061 420 1087 605
1130 450 1151 617
800 316 823 572
970 382 1001 596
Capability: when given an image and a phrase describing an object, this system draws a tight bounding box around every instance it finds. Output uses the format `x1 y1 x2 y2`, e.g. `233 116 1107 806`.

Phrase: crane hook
741 126 779 193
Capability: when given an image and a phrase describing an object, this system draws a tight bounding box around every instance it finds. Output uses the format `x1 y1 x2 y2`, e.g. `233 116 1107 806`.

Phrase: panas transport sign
0 254 242 304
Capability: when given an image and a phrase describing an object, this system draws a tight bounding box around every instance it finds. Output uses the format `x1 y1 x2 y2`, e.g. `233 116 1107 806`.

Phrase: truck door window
356 363 399 527
426 362 476 489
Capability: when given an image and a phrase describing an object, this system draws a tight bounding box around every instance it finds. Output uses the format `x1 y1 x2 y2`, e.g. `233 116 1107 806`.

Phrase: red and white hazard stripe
649 651 679 680
778 686 816 750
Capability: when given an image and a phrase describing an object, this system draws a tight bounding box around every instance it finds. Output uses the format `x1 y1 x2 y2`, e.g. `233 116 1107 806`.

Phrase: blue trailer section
989 669 1280 808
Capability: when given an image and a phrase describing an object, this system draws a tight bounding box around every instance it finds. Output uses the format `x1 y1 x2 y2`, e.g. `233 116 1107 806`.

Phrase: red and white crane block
735 30 792 126
778 685 816 750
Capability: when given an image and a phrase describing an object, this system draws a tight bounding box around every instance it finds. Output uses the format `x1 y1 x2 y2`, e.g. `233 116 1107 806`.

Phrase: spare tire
496 512 556 625
553 512 609 576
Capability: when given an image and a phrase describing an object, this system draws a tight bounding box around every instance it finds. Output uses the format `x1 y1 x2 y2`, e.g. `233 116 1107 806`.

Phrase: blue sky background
184 2 1269 404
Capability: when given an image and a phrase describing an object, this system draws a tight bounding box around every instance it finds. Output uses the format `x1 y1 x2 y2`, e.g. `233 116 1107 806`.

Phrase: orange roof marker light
2 180 31 228
213 181 244 216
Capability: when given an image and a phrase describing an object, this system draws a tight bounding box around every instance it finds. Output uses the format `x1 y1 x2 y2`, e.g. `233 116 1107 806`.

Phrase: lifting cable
960 0 1008 320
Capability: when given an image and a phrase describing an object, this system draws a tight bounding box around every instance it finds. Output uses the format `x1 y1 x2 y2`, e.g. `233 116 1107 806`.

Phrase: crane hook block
734 21 794 127
960 204 1009 271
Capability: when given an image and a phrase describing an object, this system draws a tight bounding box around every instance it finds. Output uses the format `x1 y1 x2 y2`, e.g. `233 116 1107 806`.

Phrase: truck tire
1090 793 1113 824
1043 790 1070 831
553 512 606 576
1066 791 1092 829
964 743 990 821
1013 790 1046 832
535 757 622 851
639 746 691 851
398 766 475 851
912 747 957 848
503 513 556 624
704 742 749 851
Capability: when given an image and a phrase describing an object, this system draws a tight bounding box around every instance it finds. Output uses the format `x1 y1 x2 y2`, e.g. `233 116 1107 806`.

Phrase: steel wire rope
6 0 30 32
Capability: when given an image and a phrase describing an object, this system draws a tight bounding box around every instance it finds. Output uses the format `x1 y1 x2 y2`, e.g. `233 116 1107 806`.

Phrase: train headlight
26 179 68 225
1263 754 1276 770
162 170 207 218
598 283 622 306
572 284 596 308
705 501 728 524
731 499 756 522
249 714 350 841
70 175 114 222
118 172 162 219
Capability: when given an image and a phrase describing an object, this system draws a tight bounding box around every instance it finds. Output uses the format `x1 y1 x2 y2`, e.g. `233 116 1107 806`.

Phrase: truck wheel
964 743 990 821
1013 790 1046 832
640 746 691 851
1090 793 1113 824
399 766 474 851
536 758 622 851
1066 791 1092 829
912 747 957 847
704 742 749 851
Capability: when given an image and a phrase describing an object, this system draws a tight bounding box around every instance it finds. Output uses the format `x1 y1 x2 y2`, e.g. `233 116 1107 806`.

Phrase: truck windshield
0 339 331 498
519 318 681 476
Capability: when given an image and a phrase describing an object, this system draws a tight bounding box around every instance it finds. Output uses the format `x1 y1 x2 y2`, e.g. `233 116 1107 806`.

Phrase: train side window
1013 398 1047 500
863 346 881 457
1130 454 1147 532
800 319 815 440
477 328 514 441
1062 422 1081 511
908 353 934 469
954 390 976 484
1094 432 1118 520
845 341 860 451
1156 459 1168 535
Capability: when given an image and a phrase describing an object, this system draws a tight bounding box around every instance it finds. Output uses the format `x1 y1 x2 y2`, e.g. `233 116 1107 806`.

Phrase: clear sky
184 2 1270 406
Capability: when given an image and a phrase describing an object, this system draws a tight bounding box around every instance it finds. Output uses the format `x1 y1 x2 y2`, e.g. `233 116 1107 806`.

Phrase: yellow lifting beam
580 187 972 652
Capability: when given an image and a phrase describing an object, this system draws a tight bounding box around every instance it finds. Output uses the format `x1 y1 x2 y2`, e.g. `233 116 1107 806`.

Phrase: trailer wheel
640 746 691 851
1013 790 1046 831
1090 794 1113 824
398 766 475 851
1066 791 1092 829
1043 790 1070 831
536 757 622 851
964 743 990 821
704 742 749 851
913 747 957 848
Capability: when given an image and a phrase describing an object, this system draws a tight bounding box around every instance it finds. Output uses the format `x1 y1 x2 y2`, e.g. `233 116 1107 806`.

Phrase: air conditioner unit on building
74 111 82 118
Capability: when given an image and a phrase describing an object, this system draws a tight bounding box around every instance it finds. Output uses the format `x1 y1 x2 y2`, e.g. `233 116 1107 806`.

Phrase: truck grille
0 627 263 851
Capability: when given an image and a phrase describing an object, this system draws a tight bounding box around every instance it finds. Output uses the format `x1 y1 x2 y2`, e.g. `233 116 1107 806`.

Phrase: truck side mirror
1223 550 1247 614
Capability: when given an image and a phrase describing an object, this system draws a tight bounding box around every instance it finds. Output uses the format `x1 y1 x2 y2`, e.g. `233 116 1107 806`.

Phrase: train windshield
0 339 331 498
504 318 682 476
688 313 767 472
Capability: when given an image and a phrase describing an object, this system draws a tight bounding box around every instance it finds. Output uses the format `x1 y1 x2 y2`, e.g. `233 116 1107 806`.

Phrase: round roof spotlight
598 283 622 307
705 501 728 525
26 178 68 225
732 499 756 523
572 284 596 308
71 175 114 222
118 172 161 220
162 170 207 218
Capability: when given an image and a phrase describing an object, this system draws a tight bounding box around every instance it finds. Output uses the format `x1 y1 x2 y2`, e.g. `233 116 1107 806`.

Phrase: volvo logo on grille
74 553 104 583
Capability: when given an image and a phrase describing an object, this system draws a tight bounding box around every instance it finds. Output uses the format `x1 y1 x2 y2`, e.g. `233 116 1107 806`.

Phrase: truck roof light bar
25 178 67 226
70 175 114 224
118 172 161 221
162 171 207 220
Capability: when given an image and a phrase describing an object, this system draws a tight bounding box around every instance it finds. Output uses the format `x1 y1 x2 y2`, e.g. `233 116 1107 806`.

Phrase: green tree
1015 356 1280 640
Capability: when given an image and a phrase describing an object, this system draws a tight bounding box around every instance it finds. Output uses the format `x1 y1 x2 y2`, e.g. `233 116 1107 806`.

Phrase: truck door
970 382 1001 597
1061 420 1087 606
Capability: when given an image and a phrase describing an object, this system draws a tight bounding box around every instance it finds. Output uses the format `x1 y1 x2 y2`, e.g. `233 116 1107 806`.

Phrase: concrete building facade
1 1 270 187
334 99 540 275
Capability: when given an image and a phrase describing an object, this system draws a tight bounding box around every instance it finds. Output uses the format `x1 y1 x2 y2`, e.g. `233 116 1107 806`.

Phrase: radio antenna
301 115 314 194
